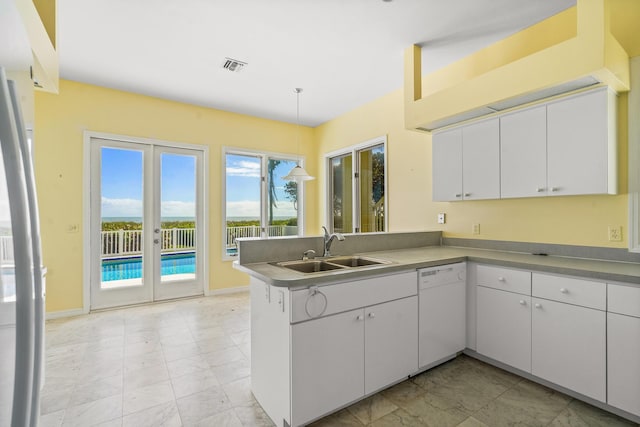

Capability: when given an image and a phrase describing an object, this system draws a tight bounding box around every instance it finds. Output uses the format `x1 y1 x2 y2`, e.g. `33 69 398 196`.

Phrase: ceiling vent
222 58 247 73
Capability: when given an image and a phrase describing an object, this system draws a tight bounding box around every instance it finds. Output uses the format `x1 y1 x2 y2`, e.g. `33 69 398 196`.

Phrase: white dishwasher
418 262 466 369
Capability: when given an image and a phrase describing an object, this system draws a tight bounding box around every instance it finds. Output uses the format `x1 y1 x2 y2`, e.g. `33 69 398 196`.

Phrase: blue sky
101 148 196 218
100 148 297 219
226 154 297 219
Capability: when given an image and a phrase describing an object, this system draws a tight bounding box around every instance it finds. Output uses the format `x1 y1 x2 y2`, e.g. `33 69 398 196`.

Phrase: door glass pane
358 144 385 233
160 153 196 282
225 153 261 256
267 158 299 237
100 147 144 289
330 154 353 233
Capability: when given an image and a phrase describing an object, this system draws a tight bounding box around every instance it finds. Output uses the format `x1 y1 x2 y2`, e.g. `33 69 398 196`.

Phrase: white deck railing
0 235 12 265
101 228 196 258
225 225 298 249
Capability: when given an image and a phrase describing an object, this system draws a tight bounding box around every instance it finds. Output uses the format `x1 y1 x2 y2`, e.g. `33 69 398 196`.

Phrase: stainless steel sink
272 256 390 274
274 260 345 274
326 256 388 268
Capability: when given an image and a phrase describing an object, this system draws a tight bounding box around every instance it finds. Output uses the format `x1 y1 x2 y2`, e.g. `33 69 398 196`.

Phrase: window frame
629 56 640 252
222 146 305 260
325 135 388 234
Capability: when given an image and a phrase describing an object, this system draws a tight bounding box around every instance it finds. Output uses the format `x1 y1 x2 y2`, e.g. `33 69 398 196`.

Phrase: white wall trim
206 285 250 296
46 308 86 320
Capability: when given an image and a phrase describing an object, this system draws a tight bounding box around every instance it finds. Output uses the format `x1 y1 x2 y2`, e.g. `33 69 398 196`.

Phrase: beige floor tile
203 346 246 368
171 368 221 399
61 394 122 427
162 341 203 362
233 402 275 427
473 380 571 427
39 409 65 427
347 393 398 424
222 377 254 407
212 359 250 385
123 379 175 415
549 399 639 427
123 361 170 391
308 408 364 427
122 401 182 427
192 408 244 427
68 374 123 407
166 354 210 379
176 385 232 425
457 416 491 427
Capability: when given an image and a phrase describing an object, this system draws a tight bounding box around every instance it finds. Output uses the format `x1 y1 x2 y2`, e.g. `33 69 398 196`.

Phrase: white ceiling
57 0 575 127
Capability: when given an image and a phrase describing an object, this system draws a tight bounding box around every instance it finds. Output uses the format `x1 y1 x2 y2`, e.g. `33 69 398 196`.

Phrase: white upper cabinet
432 128 463 201
463 119 500 200
432 87 617 201
500 106 547 198
432 119 499 201
547 88 616 196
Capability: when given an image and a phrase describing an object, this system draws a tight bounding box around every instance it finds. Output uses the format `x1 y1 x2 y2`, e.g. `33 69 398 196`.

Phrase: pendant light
283 88 314 181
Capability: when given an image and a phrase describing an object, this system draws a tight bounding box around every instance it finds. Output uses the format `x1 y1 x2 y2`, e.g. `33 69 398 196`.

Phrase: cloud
226 160 261 177
161 201 195 217
226 200 297 218
101 197 195 217
101 197 142 217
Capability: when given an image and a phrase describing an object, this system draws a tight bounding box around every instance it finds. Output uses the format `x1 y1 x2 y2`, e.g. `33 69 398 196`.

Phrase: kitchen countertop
233 245 640 289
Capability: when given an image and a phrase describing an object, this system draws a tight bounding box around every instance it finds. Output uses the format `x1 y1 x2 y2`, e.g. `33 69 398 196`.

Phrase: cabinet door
476 286 531 372
365 296 418 395
419 282 466 368
432 128 463 201
291 309 365 426
462 118 500 200
547 89 612 196
608 313 640 417
532 298 606 402
500 106 547 198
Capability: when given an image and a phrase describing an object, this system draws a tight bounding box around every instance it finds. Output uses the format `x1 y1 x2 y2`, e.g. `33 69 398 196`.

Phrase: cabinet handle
455 194 462 198
536 187 545 193
560 288 568 294
498 277 505 282
368 312 375 319
535 303 542 309
519 300 526 306
356 315 364 321
550 187 559 192
464 193 471 197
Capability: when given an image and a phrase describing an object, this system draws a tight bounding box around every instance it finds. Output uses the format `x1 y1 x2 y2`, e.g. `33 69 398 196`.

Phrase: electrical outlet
608 226 622 242
472 223 481 235
437 213 446 224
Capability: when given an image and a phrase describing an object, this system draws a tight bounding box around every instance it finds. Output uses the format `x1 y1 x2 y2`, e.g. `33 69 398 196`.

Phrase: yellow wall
35 80 318 313
315 88 629 248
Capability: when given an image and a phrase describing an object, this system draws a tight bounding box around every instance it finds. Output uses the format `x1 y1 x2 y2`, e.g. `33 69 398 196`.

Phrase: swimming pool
102 253 195 282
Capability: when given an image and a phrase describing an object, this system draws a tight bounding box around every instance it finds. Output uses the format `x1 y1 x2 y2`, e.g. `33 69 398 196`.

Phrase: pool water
102 253 195 282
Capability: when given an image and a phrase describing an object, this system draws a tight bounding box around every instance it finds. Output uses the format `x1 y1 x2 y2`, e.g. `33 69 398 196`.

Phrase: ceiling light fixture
283 88 314 182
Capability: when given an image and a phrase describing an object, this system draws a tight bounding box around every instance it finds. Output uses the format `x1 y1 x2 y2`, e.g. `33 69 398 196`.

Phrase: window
327 136 387 234
224 149 303 257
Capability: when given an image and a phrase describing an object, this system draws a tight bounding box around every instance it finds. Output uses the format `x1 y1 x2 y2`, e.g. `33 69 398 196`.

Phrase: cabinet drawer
290 271 417 323
532 273 605 310
476 265 531 295
608 284 640 318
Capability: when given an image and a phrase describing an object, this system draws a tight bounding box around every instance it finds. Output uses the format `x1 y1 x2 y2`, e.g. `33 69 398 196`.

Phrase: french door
89 137 205 310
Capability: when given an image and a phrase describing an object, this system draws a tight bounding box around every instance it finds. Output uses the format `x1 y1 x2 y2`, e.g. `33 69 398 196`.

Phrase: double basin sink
272 256 390 274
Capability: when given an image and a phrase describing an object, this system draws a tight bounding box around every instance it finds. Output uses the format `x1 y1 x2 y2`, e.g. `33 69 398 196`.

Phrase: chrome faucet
322 226 345 257
302 249 316 260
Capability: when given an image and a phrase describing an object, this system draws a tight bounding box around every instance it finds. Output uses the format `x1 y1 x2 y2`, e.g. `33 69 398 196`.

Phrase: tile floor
39 292 638 427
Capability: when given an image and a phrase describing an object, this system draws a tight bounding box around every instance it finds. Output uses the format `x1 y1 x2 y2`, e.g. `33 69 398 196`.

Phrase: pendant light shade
283 88 314 182
283 165 314 181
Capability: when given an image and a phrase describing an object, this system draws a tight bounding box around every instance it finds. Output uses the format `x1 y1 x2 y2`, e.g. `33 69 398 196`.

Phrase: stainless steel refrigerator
0 66 45 426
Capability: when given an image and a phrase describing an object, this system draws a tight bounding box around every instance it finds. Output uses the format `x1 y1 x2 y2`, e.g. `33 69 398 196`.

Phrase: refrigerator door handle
0 67 36 427
8 80 44 427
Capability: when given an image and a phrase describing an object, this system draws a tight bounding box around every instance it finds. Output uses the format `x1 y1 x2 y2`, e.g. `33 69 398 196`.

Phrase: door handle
154 239 160 244
154 228 160 233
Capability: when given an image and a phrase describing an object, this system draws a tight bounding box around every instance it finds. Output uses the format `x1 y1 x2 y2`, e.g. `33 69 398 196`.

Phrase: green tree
267 159 280 223
284 181 298 210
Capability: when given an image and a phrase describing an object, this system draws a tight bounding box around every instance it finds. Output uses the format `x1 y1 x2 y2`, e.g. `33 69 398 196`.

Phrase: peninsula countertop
233 245 640 289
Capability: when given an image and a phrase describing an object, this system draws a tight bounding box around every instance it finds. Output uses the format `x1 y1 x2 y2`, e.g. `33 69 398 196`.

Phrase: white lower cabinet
607 283 640 418
531 297 606 402
476 286 531 372
365 297 418 394
291 309 365 426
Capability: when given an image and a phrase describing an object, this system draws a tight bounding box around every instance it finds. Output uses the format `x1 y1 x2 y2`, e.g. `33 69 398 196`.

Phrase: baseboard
46 308 86 320
206 285 249 296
